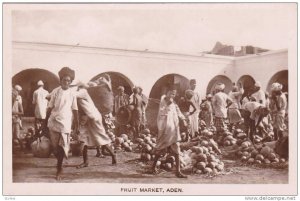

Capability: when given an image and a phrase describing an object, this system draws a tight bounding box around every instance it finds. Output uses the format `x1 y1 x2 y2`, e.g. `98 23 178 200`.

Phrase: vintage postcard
2 3 298 197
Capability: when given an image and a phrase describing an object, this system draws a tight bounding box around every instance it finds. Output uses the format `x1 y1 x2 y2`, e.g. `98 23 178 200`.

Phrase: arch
90 71 134 96
206 75 233 95
12 68 60 117
266 70 288 92
149 73 190 100
237 75 256 94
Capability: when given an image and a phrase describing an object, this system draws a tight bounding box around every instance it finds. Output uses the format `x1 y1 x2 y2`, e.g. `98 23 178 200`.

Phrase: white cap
271 82 283 91
87 81 97 87
14 85 22 91
37 80 44 86
76 80 89 88
215 83 225 90
255 81 261 88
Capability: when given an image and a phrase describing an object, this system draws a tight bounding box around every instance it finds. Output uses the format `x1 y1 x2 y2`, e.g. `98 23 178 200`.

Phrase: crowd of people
12 66 288 180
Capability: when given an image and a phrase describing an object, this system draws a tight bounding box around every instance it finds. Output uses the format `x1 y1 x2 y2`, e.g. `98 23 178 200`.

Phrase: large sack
87 84 114 115
115 105 135 125
31 136 52 158
275 136 288 159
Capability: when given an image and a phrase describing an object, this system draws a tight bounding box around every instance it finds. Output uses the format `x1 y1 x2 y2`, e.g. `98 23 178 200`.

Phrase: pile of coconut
236 142 287 165
114 134 134 152
189 130 224 175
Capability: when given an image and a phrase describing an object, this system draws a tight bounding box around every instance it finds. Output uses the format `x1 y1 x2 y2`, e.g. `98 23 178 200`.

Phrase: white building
12 41 288 117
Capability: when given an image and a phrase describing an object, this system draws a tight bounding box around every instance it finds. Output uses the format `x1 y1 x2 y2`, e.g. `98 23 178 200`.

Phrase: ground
13 117 288 184
13 150 288 184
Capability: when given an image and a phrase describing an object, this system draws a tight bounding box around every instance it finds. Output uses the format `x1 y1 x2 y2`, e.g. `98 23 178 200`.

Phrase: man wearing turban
188 79 201 137
32 80 49 132
114 86 130 115
269 82 287 141
251 81 266 106
212 83 233 133
44 67 79 180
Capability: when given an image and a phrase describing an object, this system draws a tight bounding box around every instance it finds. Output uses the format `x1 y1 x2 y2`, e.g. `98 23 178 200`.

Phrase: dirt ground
13 117 288 184
13 149 288 184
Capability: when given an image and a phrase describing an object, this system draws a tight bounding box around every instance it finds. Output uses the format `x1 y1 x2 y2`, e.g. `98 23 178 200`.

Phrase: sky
12 3 296 55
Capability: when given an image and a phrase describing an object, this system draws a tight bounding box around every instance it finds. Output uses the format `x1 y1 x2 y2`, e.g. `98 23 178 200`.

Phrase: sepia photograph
2 2 298 196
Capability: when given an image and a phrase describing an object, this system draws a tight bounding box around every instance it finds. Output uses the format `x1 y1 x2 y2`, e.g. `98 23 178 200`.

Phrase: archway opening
12 68 60 117
206 75 233 95
266 70 288 93
147 74 190 133
237 75 256 95
149 73 190 100
90 71 134 96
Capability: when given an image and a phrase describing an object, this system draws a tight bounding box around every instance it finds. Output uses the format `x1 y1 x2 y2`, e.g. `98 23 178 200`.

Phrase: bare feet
175 171 188 178
112 155 117 165
56 169 63 181
96 153 105 158
76 163 89 169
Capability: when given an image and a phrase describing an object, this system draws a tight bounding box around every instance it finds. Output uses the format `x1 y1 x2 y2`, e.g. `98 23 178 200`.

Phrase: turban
14 85 22 91
118 86 125 91
190 79 197 85
76 81 89 88
185 89 194 99
58 67 75 81
87 81 97 87
255 81 261 88
271 82 283 91
232 86 238 92
215 83 225 91
37 80 44 86
206 94 212 98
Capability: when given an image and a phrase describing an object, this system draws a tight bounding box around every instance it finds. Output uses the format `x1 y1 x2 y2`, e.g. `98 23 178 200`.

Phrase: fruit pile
190 137 225 175
237 143 286 165
216 129 239 147
136 132 157 162
115 134 134 152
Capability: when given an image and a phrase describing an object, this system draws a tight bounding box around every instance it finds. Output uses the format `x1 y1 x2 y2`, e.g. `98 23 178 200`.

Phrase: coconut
120 134 129 141
143 128 151 134
241 156 248 162
247 158 255 164
156 160 161 167
255 160 262 164
196 162 206 170
263 159 271 164
166 156 175 163
145 153 151 161
224 140 231 146
215 164 224 171
165 163 172 171
201 140 209 147
115 137 124 145
235 129 244 134
224 135 235 141
280 158 286 163
237 133 247 139
260 146 273 158
255 154 264 161
124 146 132 152
151 138 156 143
207 154 216 162
145 144 152 152
196 147 204 154
204 167 213 174
236 150 243 157
251 150 259 158
122 142 130 148
195 169 202 174
197 153 207 162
